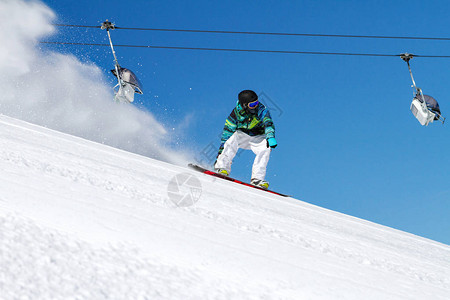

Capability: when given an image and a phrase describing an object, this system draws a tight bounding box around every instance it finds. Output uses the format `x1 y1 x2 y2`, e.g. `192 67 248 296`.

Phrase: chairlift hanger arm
101 20 120 67
400 53 420 92
101 19 123 91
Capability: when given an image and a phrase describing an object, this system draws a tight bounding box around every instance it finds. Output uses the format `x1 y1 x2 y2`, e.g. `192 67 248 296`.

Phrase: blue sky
41 0 450 245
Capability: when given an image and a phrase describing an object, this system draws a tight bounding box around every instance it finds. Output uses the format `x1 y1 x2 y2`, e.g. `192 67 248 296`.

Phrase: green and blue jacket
218 102 275 155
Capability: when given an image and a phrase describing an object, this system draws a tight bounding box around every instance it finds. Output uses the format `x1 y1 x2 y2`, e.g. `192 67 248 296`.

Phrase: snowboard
188 163 290 197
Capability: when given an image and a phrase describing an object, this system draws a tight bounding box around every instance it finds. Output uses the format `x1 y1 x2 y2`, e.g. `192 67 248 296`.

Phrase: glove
267 137 277 149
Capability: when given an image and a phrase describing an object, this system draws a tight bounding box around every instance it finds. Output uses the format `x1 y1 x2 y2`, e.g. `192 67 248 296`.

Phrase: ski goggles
247 100 259 109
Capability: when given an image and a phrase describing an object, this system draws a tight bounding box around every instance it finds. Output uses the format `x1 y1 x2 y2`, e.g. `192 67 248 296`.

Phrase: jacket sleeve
218 109 238 155
260 107 275 139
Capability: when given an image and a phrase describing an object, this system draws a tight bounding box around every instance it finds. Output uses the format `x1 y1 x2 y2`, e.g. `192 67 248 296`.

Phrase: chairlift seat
111 66 144 103
410 97 436 126
114 83 136 103
111 67 143 95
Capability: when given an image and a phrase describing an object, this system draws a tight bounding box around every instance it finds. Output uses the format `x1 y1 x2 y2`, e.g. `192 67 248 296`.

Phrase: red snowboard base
188 163 290 197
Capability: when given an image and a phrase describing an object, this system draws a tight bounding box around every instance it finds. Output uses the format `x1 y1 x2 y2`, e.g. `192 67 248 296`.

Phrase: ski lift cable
40 41 450 58
53 23 449 124
52 23 450 41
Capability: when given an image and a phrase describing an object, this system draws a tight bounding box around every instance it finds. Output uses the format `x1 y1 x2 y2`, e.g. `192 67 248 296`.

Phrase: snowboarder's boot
215 168 229 176
251 178 269 189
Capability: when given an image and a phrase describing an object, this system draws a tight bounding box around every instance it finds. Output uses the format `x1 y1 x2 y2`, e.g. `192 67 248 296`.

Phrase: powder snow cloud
0 0 189 165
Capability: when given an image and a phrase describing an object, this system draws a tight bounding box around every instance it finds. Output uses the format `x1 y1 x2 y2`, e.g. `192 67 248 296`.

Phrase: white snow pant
215 131 271 181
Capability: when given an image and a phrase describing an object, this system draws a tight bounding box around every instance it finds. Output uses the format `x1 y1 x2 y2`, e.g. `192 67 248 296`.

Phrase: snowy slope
0 114 449 300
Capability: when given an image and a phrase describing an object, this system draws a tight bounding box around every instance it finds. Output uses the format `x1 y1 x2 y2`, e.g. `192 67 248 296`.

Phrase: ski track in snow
0 114 449 299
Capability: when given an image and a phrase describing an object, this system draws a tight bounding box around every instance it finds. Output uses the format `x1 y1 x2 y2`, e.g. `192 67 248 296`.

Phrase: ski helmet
238 90 259 113
238 90 258 105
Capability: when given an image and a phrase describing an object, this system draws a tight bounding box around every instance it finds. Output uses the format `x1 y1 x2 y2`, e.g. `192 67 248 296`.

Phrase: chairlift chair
111 67 143 103
410 93 437 126
401 53 445 126
102 20 143 103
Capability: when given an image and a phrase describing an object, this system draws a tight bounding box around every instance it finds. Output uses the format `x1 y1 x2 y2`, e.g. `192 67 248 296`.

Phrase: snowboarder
214 90 277 189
